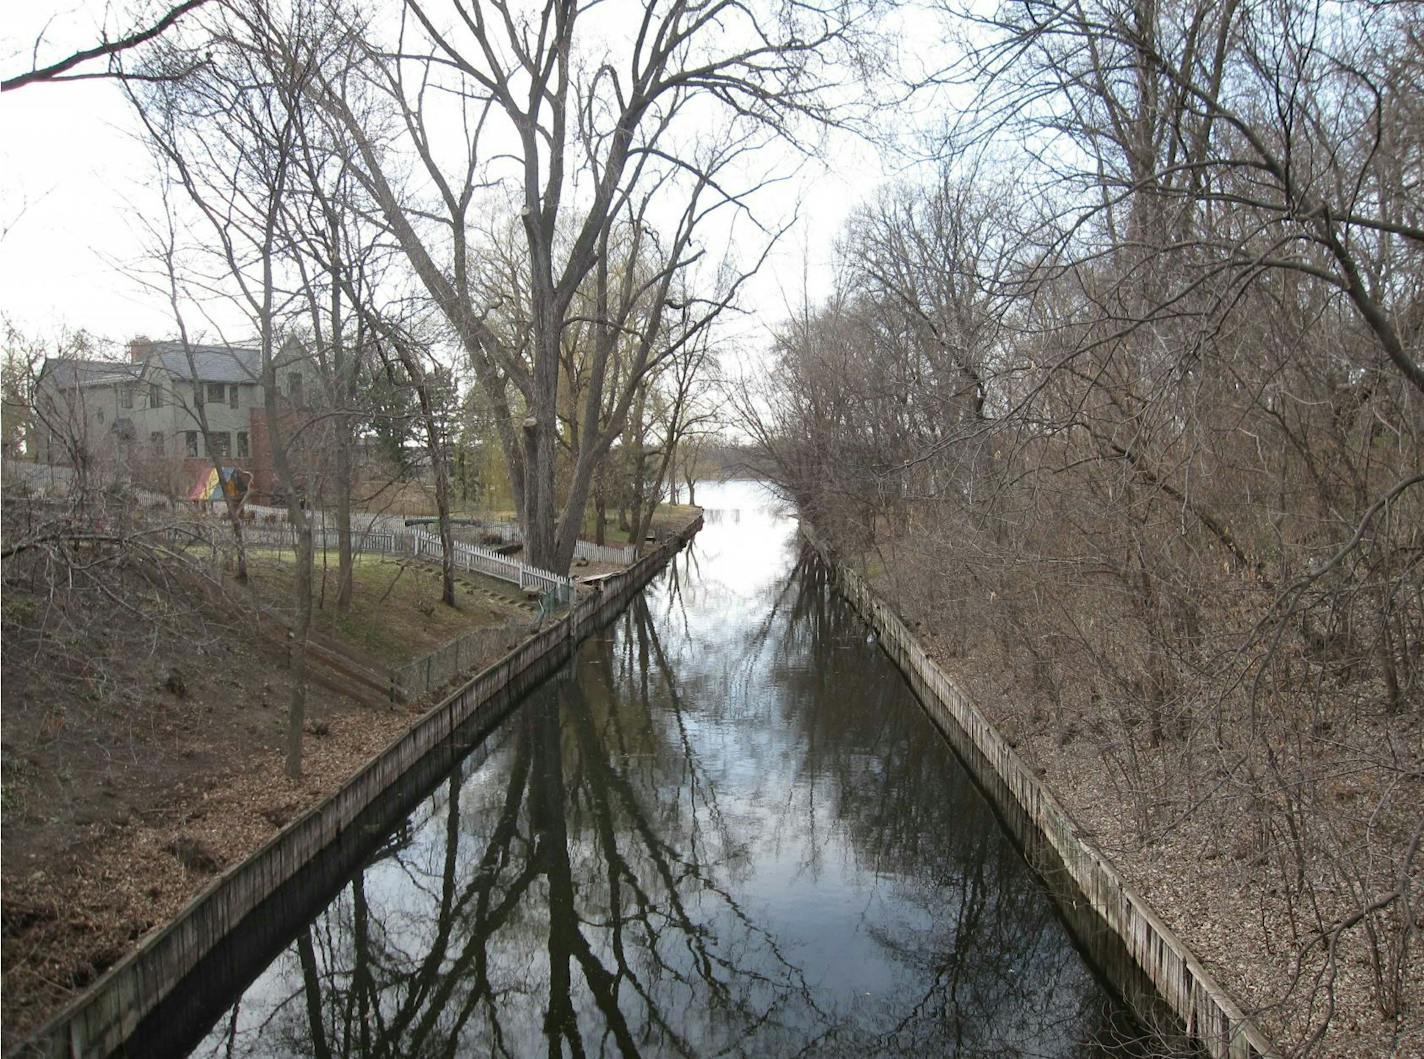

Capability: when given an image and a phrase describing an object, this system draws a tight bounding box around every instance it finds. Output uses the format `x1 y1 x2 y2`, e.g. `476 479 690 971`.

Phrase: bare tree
128 0 332 778
933 0 1423 395
306 0 869 573
753 0 1424 1044
363 313 461 607
135 188 256 582
2 0 211 91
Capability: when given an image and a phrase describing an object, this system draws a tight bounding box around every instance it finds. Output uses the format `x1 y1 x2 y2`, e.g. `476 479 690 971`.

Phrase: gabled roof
39 358 142 388
149 342 262 384
42 339 303 388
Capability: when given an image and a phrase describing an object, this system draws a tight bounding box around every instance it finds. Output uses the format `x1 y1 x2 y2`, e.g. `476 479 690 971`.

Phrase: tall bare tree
128 0 333 778
307 0 869 573
753 0 1424 1046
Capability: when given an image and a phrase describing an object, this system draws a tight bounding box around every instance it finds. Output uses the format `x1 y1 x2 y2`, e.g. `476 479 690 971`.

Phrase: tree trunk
165 259 249 582
262 332 308 780
261 328 308 779
335 427 353 611
430 427 456 607
522 406 559 571
627 463 647 552
223 491 249 582
412 379 455 608
382 332 456 607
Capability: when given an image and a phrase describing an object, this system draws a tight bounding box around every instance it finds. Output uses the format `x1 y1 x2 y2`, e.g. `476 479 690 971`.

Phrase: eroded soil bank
0 556 529 1047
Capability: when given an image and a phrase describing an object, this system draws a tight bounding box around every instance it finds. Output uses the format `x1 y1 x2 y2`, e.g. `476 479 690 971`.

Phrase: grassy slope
242 550 534 670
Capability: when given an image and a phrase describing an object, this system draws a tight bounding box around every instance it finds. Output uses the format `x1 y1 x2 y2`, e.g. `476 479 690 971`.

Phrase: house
34 337 314 500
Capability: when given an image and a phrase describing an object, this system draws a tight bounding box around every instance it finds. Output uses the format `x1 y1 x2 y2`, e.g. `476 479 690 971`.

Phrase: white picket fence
409 529 572 603
242 503 407 536
171 517 571 603
170 523 401 557
481 519 523 541
240 500 617 592
193 522 572 601
575 539 637 564
477 519 635 565
245 504 634 564
241 524 401 555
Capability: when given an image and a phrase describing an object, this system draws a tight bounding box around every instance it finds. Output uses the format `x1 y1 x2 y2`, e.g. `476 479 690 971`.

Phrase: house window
115 418 135 441
207 382 226 404
287 373 303 406
96 408 105 424
150 431 165 456
229 384 239 409
149 383 163 408
185 431 199 457
207 432 231 458
236 431 249 458
119 384 134 409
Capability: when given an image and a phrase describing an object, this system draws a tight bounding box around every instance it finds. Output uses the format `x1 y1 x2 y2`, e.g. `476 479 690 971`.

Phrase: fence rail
392 532 572 701
242 503 407 536
410 529 573 604
170 523 400 557
465 520 635 564
245 504 637 565
169 519 574 602
574 540 637 564
245 526 401 555
389 618 528 702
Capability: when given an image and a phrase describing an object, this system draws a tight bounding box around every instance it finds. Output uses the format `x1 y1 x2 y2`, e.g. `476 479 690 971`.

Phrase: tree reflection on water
196 502 1162 1059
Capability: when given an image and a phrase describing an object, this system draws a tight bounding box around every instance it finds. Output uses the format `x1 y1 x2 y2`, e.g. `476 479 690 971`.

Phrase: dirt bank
1 507 699 1049
847 550 1423 1059
1 548 531 1047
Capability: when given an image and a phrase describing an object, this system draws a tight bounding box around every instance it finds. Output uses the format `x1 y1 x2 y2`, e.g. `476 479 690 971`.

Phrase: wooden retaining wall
21 516 703 1059
804 534 1278 1059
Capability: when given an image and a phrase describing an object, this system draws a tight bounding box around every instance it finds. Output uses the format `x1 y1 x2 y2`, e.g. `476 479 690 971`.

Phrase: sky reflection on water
195 481 1150 1058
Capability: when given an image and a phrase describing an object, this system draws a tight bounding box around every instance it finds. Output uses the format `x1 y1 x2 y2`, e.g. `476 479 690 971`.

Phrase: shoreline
12 514 703 1059
801 522 1422 1059
802 523 1275 1059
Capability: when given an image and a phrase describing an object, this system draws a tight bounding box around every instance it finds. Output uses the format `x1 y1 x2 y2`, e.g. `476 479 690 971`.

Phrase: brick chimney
128 336 154 363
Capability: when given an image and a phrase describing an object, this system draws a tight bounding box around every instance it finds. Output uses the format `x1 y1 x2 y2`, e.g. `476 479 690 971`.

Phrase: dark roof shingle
150 343 261 383
39 359 142 387
43 340 299 388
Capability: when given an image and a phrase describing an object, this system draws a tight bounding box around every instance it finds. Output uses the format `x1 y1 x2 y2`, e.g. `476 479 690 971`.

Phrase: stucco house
34 337 314 499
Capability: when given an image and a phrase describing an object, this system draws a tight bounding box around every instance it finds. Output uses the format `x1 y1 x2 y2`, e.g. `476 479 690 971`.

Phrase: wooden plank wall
803 532 1278 1059
22 517 703 1059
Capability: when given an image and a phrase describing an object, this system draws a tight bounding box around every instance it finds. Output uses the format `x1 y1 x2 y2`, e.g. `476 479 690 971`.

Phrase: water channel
190 480 1155 1058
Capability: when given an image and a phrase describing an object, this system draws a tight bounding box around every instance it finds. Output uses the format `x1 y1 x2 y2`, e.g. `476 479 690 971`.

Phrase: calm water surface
195 480 1149 1058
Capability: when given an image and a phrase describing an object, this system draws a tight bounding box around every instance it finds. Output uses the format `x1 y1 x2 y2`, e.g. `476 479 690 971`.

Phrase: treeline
752 0 1422 1051
11 0 869 589
5 0 874 778
109 0 862 577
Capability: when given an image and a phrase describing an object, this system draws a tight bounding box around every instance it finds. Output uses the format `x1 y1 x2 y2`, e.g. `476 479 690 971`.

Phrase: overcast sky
0 2 938 359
